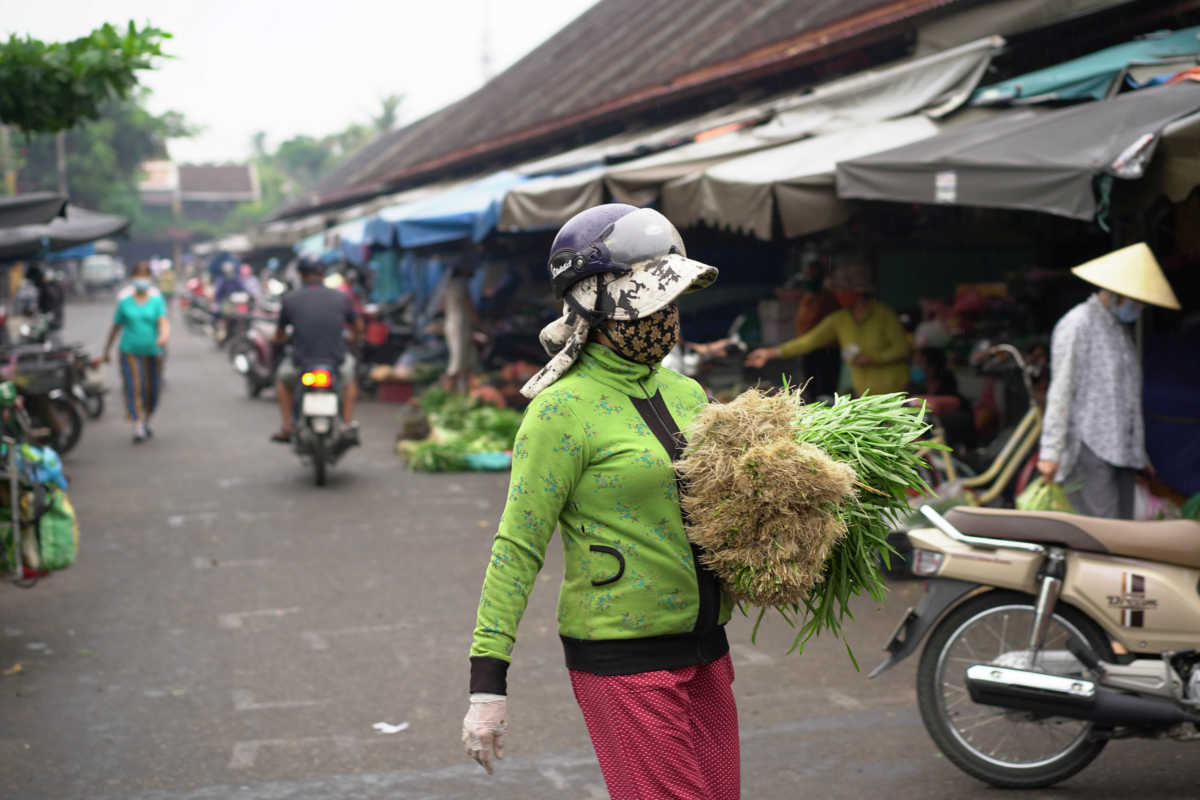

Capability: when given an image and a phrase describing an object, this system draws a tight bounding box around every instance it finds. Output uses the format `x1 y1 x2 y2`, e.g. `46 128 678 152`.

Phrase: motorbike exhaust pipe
965 665 1200 726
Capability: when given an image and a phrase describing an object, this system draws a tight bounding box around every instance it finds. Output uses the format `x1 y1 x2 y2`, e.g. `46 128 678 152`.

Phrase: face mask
1115 298 1142 324
604 304 680 365
835 289 860 309
133 278 152 292
909 365 926 385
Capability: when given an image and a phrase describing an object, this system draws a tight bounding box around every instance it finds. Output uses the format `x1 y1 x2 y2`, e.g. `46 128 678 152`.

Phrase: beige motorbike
873 504 1200 789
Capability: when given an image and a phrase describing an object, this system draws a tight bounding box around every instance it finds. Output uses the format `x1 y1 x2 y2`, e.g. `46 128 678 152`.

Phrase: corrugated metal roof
178 164 257 196
289 0 958 216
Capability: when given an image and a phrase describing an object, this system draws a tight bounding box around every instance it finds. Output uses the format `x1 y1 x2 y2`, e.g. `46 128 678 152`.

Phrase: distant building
138 161 260 223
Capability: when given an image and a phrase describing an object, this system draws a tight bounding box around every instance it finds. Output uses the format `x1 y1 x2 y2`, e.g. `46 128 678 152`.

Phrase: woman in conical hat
1037 243 1180 519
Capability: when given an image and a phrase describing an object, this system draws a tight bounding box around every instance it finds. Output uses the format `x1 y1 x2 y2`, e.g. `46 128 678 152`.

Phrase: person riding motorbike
214 260 248 304
270 256 362 445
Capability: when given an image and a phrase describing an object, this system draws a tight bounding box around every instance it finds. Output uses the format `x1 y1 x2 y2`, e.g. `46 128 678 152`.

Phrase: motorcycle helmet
296 253 325 275
521 204 719 399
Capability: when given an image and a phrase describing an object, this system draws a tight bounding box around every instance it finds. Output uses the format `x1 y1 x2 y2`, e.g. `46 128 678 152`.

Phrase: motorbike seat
943 507 1200 570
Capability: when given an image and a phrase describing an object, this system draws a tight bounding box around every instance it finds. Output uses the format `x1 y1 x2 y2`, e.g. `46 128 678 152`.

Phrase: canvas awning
370 170 526 248
837 81 1200 220
0 205 128 260
972 26 1200 105
498 168 606 232
0 192 67 229
663 116 942 239
499 36 1003 232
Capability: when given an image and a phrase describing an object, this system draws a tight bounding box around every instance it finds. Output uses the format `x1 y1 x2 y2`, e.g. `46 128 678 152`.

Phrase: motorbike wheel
917 590 1111 789
312 435 327 487
85 391 104 420
39 395 84 455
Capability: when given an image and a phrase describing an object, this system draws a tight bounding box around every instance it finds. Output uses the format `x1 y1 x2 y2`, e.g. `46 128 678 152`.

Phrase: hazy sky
1 0 599 163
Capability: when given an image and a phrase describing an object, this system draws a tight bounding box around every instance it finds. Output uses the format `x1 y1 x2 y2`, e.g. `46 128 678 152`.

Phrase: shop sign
935 171 957 203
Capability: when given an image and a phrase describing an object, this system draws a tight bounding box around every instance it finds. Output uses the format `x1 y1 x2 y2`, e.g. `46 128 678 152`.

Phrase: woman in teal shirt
103 262 170 443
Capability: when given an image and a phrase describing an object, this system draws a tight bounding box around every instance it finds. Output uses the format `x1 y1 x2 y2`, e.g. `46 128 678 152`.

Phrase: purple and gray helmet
547 204 686 300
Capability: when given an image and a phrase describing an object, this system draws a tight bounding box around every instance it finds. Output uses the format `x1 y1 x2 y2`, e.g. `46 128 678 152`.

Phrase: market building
207 0 1200 500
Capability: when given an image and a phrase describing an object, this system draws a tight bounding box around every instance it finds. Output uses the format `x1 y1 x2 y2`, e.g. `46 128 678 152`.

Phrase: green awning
972 27 1200 105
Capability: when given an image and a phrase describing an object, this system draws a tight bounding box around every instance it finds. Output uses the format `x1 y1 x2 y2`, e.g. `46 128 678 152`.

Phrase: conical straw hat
1071 243 1181 310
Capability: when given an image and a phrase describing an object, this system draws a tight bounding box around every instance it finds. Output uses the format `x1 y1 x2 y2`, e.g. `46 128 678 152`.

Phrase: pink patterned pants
569 652 740 799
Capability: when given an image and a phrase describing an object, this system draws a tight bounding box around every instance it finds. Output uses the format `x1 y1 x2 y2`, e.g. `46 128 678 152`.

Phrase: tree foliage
18 93 193 232
0 22 170 134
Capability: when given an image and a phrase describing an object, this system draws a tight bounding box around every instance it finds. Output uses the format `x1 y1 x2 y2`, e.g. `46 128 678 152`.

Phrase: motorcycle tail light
301 370 332 388
911 549 945 577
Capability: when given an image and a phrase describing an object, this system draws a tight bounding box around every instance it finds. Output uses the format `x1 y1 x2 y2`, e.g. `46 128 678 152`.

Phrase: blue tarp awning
373 170 528 249
972 27 1200 105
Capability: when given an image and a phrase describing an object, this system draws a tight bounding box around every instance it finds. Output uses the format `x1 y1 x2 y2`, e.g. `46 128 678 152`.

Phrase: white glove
462 693 507 774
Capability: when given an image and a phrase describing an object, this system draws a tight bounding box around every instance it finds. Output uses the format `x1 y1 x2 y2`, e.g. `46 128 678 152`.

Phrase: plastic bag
1016 477 1076 513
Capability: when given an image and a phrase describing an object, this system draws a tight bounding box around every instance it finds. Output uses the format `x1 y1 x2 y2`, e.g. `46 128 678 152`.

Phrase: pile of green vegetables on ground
398 387 523 472
676 387 941 666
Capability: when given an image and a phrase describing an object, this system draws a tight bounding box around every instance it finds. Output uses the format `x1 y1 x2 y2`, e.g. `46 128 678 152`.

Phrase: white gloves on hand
462 693 508 774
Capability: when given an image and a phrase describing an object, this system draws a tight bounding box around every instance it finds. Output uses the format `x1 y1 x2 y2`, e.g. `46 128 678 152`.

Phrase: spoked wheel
917 591 1110 789
37 395 84 455
83 390 104 419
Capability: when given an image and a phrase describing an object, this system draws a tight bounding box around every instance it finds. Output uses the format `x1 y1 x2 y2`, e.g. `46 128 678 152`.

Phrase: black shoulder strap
630 391 685 462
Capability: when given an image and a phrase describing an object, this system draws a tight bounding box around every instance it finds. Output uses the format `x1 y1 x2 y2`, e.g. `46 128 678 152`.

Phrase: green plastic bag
3 487 80 571
1016 477 1076 513
36 488 79 570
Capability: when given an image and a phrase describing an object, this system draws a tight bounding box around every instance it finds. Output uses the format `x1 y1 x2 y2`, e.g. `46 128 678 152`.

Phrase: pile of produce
397 387 522 472
676 387 938 660
1015 476 1076 513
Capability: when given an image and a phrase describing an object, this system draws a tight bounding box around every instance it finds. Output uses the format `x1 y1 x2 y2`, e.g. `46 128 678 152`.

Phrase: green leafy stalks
678 386 945 667
401 392 522 472
779 392 942 663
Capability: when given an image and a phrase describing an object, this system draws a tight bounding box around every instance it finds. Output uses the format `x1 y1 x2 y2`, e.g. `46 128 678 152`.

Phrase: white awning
499 36 1002 233
663 115 941 240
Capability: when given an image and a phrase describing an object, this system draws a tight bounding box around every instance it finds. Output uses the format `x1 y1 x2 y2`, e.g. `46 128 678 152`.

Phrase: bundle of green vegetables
1015 476 1076 513
400 391 523 472
676 387 939 663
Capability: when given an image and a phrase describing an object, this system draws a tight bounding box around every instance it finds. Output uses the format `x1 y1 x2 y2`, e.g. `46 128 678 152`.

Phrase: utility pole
55 130 68 195
481 0 495 82
0 125 14 195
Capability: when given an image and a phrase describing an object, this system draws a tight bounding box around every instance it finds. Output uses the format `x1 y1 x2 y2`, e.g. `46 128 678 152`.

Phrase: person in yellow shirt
745 259 910 395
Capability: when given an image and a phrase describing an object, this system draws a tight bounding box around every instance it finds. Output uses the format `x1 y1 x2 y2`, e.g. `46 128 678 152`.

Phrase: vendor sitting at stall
745 258 910 395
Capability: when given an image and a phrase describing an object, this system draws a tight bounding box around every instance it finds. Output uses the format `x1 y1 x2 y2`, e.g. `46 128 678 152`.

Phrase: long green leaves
767 392 941 658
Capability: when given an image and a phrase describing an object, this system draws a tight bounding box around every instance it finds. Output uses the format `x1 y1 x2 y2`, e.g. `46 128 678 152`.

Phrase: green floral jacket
469 343 733 693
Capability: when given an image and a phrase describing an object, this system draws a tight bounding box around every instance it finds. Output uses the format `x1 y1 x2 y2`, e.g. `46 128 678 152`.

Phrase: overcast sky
1 0 600 163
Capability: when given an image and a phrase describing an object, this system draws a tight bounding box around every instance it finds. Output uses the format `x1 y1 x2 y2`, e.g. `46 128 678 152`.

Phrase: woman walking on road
462 205 741 799
103 261 169 443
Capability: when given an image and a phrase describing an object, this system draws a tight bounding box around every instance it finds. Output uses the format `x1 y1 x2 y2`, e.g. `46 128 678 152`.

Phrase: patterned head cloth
522 247 718 398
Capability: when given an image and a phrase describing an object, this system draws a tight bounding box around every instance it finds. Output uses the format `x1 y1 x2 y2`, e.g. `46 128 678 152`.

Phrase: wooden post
55 130 68 195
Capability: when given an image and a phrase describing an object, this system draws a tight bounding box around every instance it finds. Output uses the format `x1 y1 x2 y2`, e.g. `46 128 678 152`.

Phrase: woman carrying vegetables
462 205 739 798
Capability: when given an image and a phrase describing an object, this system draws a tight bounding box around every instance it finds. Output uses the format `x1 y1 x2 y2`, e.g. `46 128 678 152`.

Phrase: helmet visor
599 208 686 267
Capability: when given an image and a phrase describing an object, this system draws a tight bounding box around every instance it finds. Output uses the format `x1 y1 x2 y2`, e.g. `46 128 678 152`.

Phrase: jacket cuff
778 339 803 360
469 656 509 695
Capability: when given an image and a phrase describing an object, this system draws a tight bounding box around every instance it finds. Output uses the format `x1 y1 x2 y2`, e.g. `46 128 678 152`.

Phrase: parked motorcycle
181 278 215 336
291 364 354 486
356 299 413 391
0 346 84 455
70 350 107 420
874 504 1200 788
229 314 279 398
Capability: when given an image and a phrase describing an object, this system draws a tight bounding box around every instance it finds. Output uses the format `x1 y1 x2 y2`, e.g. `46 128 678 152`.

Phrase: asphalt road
0 297 1195 799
